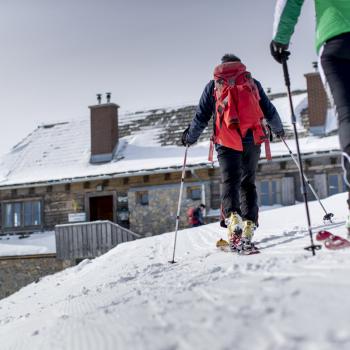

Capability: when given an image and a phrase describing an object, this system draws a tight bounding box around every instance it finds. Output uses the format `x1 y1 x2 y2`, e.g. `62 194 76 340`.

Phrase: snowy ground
0 193 350 350
0 231 55 257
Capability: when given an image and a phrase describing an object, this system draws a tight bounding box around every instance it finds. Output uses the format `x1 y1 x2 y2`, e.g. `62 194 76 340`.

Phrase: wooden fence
55 221 141 260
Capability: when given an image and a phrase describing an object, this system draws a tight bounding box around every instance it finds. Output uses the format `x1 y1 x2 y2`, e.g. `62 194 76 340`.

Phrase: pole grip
282 56 291 88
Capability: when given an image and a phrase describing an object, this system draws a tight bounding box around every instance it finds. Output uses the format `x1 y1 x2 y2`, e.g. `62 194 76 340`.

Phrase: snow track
1 193 350 350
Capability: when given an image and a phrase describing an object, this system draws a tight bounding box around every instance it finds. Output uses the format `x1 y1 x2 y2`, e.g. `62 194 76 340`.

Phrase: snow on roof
0 115 211 187
262 134 340 159
0 95 340 188
271 92 307 130
325 107 338 134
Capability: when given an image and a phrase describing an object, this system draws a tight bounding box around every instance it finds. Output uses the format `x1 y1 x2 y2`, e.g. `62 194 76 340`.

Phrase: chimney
89 93 119 163
304 67 328 135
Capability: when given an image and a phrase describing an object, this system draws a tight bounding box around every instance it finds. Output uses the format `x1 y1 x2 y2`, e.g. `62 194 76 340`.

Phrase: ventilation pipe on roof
97 93 102 104
106 92 111 103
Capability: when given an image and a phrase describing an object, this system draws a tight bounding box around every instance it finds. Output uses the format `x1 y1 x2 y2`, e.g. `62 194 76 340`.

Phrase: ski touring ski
216 238 260 255
316 230 350 250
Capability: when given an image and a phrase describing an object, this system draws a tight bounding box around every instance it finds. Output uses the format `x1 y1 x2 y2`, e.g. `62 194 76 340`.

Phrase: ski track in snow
1 193 350 350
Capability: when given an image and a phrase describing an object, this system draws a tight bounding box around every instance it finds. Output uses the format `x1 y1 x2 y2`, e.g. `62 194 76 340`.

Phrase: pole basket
304 244 322 255
323 213 334 222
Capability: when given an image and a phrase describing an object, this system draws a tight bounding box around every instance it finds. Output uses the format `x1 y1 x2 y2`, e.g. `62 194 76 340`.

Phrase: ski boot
236 220 259 255
226 212 243 251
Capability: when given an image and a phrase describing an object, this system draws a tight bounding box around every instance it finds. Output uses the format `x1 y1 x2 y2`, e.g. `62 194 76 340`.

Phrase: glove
267 125 273 142
181 125 192 147
274 128 285 138
270 40 290 64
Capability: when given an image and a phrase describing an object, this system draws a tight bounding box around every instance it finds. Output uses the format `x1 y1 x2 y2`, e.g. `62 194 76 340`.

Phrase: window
260 181 270 206
305 177 316 198
328 174 346 196
187 186 201 201
271 181 277 204
136 191 149 206
24 201 42 226
3 200 42 229
342 176 348 192
328 174 339 196
259 180 281 206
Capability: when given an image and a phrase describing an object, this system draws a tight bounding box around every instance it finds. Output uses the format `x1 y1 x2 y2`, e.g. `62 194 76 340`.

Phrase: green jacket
273 0 350 53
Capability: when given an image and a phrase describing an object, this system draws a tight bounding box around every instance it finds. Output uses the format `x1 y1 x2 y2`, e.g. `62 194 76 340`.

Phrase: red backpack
187 207 199 225
209 62 271 161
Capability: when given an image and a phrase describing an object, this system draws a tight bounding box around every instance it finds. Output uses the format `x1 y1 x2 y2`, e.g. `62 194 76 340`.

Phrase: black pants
216 143 261 225
321 32 350 167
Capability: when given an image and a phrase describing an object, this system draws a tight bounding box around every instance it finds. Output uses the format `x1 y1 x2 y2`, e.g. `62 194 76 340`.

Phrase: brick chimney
89 93 119 163
304 67 328 135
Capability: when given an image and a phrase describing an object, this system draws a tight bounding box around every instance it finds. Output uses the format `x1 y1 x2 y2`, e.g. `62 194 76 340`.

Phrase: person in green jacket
270 0 350 235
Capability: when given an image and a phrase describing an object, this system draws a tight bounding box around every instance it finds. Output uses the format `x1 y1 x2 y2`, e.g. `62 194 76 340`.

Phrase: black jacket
187 79 284 145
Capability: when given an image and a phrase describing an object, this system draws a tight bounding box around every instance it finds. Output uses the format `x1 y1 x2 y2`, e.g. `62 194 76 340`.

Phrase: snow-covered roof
0 95 340 188
270 92 308 130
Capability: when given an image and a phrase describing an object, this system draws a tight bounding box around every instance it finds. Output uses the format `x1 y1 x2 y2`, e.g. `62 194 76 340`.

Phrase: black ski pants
321 32 350 178
216 142 261 225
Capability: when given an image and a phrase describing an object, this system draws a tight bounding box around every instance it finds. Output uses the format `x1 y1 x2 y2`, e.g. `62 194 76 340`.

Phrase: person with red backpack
182 54 284 253
187 204 206 227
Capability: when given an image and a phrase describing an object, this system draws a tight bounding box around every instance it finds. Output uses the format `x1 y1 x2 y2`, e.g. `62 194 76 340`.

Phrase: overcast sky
0 0 316 155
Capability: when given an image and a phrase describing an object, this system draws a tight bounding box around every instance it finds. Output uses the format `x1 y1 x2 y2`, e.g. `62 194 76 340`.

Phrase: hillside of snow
1 193 350 350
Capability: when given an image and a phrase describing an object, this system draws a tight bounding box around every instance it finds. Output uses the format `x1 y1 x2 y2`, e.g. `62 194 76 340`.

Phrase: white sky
0 0 317 155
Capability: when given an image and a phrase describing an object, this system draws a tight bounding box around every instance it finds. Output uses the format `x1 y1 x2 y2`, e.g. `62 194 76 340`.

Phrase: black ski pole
281 137 334 222
281 56 321 255
169 145 189 264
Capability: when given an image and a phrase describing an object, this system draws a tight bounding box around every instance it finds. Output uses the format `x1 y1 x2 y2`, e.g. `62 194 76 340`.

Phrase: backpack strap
262 120 272 161
264 136 272 161
208 134 215 162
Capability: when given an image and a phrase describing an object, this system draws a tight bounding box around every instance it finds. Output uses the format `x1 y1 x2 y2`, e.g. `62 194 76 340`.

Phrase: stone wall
128 182 211 236
0 254 72 299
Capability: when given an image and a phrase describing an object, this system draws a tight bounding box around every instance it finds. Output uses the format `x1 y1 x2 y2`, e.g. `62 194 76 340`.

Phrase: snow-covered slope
1 193 350 350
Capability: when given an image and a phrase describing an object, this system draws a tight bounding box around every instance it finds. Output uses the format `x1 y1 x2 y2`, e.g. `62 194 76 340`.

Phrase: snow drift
0 193 350 350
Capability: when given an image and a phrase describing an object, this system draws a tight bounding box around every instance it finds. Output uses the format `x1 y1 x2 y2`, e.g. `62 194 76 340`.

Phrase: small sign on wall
68 212 87 223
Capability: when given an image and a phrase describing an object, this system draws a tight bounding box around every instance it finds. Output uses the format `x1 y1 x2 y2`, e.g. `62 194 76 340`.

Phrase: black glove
270 40 290 64
181 125 190 147
274 128 285 138
266 125 273 142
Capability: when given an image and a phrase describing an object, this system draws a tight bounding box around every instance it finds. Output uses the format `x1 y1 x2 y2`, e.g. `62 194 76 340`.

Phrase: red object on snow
316 230 350 250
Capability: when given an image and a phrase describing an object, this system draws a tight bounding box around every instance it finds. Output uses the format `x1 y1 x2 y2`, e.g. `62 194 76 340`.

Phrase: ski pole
169 145 189 264
341 152 350 188
281 137 334 222
281 56 322 255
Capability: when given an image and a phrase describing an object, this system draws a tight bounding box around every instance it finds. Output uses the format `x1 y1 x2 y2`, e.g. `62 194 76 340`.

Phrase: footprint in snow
59 314 69 320
210 266 223 274
118 274 138 283
81 286 90 295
